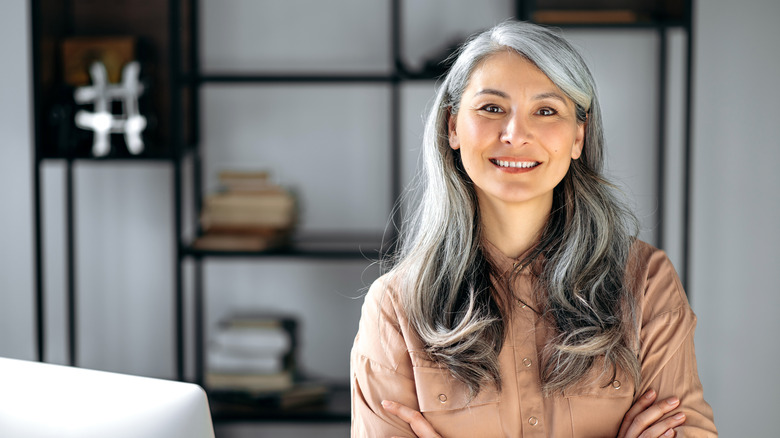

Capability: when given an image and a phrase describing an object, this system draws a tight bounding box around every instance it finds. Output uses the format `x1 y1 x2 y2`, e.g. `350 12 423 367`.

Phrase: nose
499 112 532 145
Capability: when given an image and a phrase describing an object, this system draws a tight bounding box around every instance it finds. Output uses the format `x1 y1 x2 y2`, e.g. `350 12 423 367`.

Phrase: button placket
513 293 545 436
499 259 547 436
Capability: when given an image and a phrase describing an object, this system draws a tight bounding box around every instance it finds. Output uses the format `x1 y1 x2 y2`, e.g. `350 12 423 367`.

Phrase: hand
617 389 687 438
382 400 442 438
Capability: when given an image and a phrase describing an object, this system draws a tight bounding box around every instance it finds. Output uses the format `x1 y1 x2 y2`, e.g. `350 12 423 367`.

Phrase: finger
382 400 441 438
381 400 416 423
636 412 686 438
624 397 681 438
617 389 657 438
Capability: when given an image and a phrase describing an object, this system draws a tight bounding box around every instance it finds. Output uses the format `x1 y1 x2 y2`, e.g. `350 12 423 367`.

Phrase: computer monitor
0 357 215 438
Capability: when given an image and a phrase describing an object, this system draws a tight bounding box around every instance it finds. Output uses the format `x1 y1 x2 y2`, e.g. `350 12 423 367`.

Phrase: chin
488 187 553 207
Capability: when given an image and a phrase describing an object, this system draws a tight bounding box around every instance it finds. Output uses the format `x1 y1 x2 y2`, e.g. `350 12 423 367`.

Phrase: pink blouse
351 240 717 437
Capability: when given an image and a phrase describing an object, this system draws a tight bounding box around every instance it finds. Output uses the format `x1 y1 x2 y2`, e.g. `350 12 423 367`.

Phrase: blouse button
522 357 532 367
438 394 447 403
612 380 621 389
528 416 539 426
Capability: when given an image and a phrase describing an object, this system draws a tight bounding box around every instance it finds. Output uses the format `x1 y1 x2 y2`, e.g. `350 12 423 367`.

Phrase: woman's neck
478 192 552 259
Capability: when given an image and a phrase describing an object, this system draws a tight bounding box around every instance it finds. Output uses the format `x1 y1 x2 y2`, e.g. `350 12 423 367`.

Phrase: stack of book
194 171 297 251
205 313 329 410
206 313 297 394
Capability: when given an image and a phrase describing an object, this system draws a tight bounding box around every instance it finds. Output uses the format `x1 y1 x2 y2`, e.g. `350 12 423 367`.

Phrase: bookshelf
30 0 693 426
29 0 193 371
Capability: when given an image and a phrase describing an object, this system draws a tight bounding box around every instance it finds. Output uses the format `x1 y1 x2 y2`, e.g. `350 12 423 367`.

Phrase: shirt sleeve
636 248 718 437
350 277 418 438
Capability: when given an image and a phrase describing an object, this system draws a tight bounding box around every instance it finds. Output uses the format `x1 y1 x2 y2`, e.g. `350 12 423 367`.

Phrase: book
205 369 294 393
61 36 137 86
222 312 298 331
276 383 329 408
196 225 288 236
200 211 293 229
191 234 283 251
218 170 269 181
532 9 638 24
218 170 278 193
203 192 295 210
211 325 292 356
209 381 329 411
200 209 294 228
207 348 284 374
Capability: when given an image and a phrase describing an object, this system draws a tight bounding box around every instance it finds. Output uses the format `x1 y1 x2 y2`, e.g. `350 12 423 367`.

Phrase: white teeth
495 160 539 168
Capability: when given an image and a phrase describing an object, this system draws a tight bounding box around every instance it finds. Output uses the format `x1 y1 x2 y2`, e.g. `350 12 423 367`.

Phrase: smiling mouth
490 159 540 169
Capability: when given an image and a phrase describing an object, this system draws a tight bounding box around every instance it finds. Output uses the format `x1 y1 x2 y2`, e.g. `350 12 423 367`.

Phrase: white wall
0 0 34 361
3 0 778 436
691 0 780 436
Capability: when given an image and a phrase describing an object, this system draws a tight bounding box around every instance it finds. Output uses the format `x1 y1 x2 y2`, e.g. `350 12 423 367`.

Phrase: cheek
460 153 475 174
459 114 495 140
541 126 578 154
456 149 482 183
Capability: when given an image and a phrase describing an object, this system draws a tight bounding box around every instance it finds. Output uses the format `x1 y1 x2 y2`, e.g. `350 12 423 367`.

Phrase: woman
351 21 716 437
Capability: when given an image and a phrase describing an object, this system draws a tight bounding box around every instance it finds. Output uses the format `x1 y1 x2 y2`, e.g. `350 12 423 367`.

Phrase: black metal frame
29 0 186 373
30 0 44 363
683 0 695 291
516 0 695 288
29 0 695 423
169 0 186 382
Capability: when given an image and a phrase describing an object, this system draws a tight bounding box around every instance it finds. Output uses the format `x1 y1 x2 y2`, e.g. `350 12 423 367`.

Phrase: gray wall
2 0 778 436
0 0 34 361
691 0 780 437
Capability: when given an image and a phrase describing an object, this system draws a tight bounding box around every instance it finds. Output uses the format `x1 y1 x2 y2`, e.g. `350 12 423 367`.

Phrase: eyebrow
474 88 509 99
532 91 569 104
474 89 569 105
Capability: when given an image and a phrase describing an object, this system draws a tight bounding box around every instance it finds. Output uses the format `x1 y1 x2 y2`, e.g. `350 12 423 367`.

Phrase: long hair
386 20 640 397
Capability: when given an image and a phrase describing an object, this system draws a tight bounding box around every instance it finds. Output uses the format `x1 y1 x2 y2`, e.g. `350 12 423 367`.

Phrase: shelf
526 0 689 26
39 151 179 162
209 383 350 424
180 63 449 85
182 232 390 260
189 73 397 84
37 143 200 163
535 20 688 29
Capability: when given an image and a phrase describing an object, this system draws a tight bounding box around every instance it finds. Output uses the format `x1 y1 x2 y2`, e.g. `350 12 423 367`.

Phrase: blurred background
1 0 778 436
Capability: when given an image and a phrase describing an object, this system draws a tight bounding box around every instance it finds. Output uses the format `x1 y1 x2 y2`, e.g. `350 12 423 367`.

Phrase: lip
489 157 541 173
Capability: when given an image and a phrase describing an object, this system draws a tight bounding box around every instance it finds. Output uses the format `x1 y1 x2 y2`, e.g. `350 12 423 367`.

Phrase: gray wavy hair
387 20 641 396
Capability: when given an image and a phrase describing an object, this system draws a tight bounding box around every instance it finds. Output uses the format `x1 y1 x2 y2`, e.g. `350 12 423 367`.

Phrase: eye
479 104 504 114
536 107 557 116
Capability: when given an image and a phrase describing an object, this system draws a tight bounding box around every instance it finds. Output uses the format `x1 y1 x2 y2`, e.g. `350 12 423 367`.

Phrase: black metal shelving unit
29 0 190 374
177 0 407 424
516 0 696 288
177 0 695 425
30 0 694 426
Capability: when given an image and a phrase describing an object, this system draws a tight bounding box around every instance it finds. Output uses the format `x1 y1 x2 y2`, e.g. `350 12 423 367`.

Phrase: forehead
466 51 559 93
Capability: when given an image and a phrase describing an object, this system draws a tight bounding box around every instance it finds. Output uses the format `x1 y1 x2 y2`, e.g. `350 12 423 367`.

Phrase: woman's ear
571 121 585 160
447 110 460 150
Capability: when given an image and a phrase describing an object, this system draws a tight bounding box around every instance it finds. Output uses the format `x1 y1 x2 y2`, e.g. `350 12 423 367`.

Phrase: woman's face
448 51 584 213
